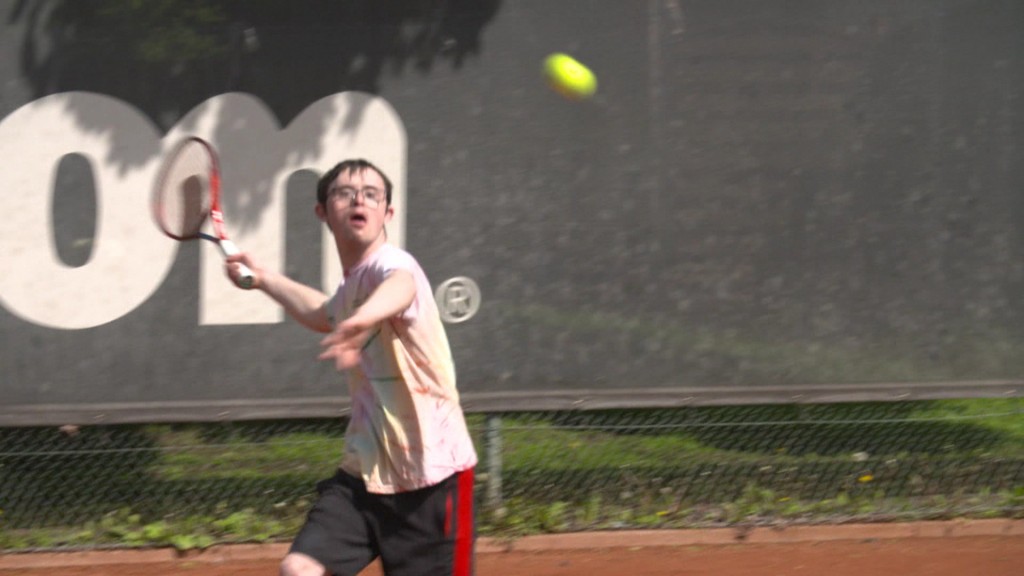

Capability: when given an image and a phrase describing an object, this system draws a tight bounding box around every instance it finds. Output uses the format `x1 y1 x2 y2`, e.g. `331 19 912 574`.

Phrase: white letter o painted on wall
0 93 176 329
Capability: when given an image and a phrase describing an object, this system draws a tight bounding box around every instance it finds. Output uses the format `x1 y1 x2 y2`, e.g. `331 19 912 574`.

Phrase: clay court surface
2 521 1021 576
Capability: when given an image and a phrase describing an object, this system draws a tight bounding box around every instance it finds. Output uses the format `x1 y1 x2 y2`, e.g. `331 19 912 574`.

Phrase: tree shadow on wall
7 0 501 158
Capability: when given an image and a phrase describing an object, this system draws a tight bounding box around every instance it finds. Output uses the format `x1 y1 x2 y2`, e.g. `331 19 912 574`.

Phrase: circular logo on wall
434 276 481 324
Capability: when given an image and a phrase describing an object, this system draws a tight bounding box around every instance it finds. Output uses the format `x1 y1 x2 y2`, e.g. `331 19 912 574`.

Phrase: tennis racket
153 136 254 289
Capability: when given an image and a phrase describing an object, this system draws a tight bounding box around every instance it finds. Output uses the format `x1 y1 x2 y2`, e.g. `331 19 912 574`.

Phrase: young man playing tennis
225 160 478 576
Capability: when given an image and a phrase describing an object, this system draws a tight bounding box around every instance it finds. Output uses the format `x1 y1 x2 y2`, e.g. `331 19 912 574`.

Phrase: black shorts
289 468 475 576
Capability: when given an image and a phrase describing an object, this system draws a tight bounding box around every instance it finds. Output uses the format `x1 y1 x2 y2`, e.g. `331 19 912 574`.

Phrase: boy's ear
315 203 333 230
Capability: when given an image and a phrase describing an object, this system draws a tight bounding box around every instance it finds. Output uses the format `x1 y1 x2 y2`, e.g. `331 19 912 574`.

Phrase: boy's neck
338 235 387 273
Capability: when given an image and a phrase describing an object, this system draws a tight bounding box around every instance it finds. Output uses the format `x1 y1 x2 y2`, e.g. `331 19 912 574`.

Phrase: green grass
496 399 1024 469
909 398 1024 436
154 429 343 480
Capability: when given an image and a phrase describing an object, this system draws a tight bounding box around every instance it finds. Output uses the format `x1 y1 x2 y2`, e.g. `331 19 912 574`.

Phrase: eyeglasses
327 186 385 208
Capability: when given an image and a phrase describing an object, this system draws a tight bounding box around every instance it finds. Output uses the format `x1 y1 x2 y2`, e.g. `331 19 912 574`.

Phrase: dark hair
316 159 393 206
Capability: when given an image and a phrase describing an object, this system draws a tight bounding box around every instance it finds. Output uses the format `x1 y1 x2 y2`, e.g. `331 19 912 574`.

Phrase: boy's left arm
318 269 416 370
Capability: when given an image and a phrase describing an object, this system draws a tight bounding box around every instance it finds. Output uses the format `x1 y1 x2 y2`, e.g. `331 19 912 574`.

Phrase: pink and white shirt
328 243 478 494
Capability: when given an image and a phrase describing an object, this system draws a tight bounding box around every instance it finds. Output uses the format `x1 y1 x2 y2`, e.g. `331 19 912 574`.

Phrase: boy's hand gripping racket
153 137 254 289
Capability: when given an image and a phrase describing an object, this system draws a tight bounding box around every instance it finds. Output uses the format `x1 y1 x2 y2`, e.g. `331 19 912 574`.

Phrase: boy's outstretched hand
319 316 377 371
318 270 414 371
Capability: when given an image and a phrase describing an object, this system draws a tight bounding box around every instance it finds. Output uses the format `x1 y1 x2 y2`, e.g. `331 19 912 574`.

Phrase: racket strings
154 141 213 239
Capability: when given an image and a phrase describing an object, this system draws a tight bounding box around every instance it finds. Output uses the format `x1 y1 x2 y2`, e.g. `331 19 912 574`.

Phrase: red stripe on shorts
452 468 475 576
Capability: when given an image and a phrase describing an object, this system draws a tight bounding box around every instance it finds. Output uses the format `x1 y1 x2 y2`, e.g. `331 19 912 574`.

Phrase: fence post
484 413 503 510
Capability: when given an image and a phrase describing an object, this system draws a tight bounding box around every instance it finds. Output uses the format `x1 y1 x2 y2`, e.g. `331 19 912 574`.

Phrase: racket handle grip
219 239 255 289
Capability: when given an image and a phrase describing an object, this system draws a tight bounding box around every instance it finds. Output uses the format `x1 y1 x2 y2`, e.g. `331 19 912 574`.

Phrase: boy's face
317 167 392 247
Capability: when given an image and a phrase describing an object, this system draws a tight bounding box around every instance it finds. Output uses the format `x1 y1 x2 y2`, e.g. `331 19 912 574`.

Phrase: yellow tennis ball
543 53 597 100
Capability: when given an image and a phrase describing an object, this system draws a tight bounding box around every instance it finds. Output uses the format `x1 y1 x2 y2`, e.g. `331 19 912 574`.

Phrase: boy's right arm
226 253 332 333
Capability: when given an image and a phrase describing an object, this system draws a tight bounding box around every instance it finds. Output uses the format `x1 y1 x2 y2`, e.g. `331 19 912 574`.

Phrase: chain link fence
2 400 1022 551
